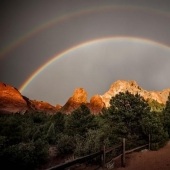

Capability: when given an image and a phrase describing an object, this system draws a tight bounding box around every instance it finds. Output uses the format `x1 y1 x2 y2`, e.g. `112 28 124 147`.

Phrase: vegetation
163 93 170 137
0 91 169 169
148 99 165 112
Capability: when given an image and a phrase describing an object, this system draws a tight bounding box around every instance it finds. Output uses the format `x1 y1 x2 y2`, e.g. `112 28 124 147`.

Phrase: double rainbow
0 5 170 92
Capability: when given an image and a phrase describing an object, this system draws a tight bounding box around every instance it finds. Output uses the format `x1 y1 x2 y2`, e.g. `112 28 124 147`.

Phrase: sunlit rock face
0 82 28 114
56 104 62 110
0 82 59 115
61 90 106 114
100 80 170 107
88 95 106 114
1 80 170 115
61 88 88 114
71 88 88 103
30 100 59 115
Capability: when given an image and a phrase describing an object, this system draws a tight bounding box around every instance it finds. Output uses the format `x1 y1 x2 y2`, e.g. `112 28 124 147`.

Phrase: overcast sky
1 0 170 106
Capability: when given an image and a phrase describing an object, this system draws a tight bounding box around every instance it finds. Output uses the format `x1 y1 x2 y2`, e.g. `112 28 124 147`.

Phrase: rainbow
19 36 170 92
0 5 170 59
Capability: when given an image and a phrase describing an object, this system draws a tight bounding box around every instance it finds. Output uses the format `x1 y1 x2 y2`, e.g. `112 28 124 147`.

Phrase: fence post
149 134 151 150
121 138 125 167
101 144 106 169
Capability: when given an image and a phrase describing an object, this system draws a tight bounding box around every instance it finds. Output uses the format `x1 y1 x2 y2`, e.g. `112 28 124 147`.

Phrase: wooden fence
46 134 150 170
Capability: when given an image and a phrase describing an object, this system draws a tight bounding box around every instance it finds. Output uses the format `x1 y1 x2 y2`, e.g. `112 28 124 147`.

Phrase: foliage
0 112 52 169
46 123 56 144
140 111 169 150
148 99 165 112
65 103 98 136
99 91 169 150
74 129 109 157
0 91 169 168
50 111 65 134
103 91 150 140
56 134 75 154
163 93 170 137
0 140 49 170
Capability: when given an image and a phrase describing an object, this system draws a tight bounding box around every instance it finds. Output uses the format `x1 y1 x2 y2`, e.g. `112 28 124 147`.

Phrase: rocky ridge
100 80 170 107
0 80 170 115
61 88 105 114
0 82 60 114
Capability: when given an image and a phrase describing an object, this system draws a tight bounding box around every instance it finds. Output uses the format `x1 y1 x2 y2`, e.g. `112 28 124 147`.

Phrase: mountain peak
0 82 59 114
61 88 88 114
72 88 88 103
100 80 170 107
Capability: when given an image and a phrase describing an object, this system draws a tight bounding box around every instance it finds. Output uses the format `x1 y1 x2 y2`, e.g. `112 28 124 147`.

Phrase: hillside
0 82 60 114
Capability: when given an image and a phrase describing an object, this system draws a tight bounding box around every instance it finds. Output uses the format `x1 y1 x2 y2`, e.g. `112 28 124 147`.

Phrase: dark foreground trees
0 113 50 170
0 91 169 169
163 93 170 137
99 91 169 150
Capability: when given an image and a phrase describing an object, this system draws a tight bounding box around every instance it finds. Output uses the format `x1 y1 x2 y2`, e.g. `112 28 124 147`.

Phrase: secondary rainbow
1 5 170 59
19 36 170 93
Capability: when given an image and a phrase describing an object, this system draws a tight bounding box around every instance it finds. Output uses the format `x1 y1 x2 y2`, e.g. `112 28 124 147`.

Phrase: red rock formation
1 80 170 115
56 104 62 110
30 100 59 115
61 88 88 114
0 82 28 114
88 95 106 114
0 82 60 115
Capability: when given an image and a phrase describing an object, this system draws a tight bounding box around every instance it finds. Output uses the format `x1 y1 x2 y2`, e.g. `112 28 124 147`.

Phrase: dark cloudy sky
1 0 170 106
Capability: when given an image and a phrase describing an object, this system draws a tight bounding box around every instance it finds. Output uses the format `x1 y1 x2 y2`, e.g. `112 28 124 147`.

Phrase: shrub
0 140 49 170
56 134 75 154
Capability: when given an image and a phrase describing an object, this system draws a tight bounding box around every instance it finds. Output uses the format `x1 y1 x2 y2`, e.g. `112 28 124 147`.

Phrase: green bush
56 134 75 154
141 112 169 150
73 129 109 157
0 140 49 170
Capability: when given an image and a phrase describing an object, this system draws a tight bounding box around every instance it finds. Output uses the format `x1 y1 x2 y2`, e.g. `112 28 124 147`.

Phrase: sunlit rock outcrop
56 104 62 110
0 82 28 114
61 88 88 114
88 95 106 114
1 80 170 115
0 82 59 115
30 100 59 115
100 80 170 107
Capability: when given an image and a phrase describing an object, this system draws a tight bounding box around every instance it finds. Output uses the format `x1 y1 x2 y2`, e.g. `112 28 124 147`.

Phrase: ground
115 140 170 170
37 141 170 170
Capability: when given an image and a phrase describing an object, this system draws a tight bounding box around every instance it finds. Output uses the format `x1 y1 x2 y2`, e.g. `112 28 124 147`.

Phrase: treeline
0 91 170 170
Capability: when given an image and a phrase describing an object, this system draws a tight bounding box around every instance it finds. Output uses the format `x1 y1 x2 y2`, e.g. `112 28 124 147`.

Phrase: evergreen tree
140 111 169 150
65 103 98 136
105 91 150 140
51 111 65 134
163 92 170 137
46 123 56 144
148 99 165 112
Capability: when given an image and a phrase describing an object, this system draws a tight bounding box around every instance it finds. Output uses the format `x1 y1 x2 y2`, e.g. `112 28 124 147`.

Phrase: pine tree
107 91 150 140
51 111 65 134
163 92 170 137
46 123 56 144
65 103 98 136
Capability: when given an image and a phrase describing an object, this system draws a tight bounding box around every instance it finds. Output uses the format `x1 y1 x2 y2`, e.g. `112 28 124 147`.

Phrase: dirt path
115 141 170 170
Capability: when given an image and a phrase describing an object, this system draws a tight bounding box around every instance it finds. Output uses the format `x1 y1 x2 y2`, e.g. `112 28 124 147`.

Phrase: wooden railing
46 135 150 170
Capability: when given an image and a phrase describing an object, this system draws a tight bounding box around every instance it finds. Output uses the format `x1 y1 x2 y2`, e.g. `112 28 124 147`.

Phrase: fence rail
46 135 150 170
105 143 122 154
125 144 149 154
46 151 102 170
